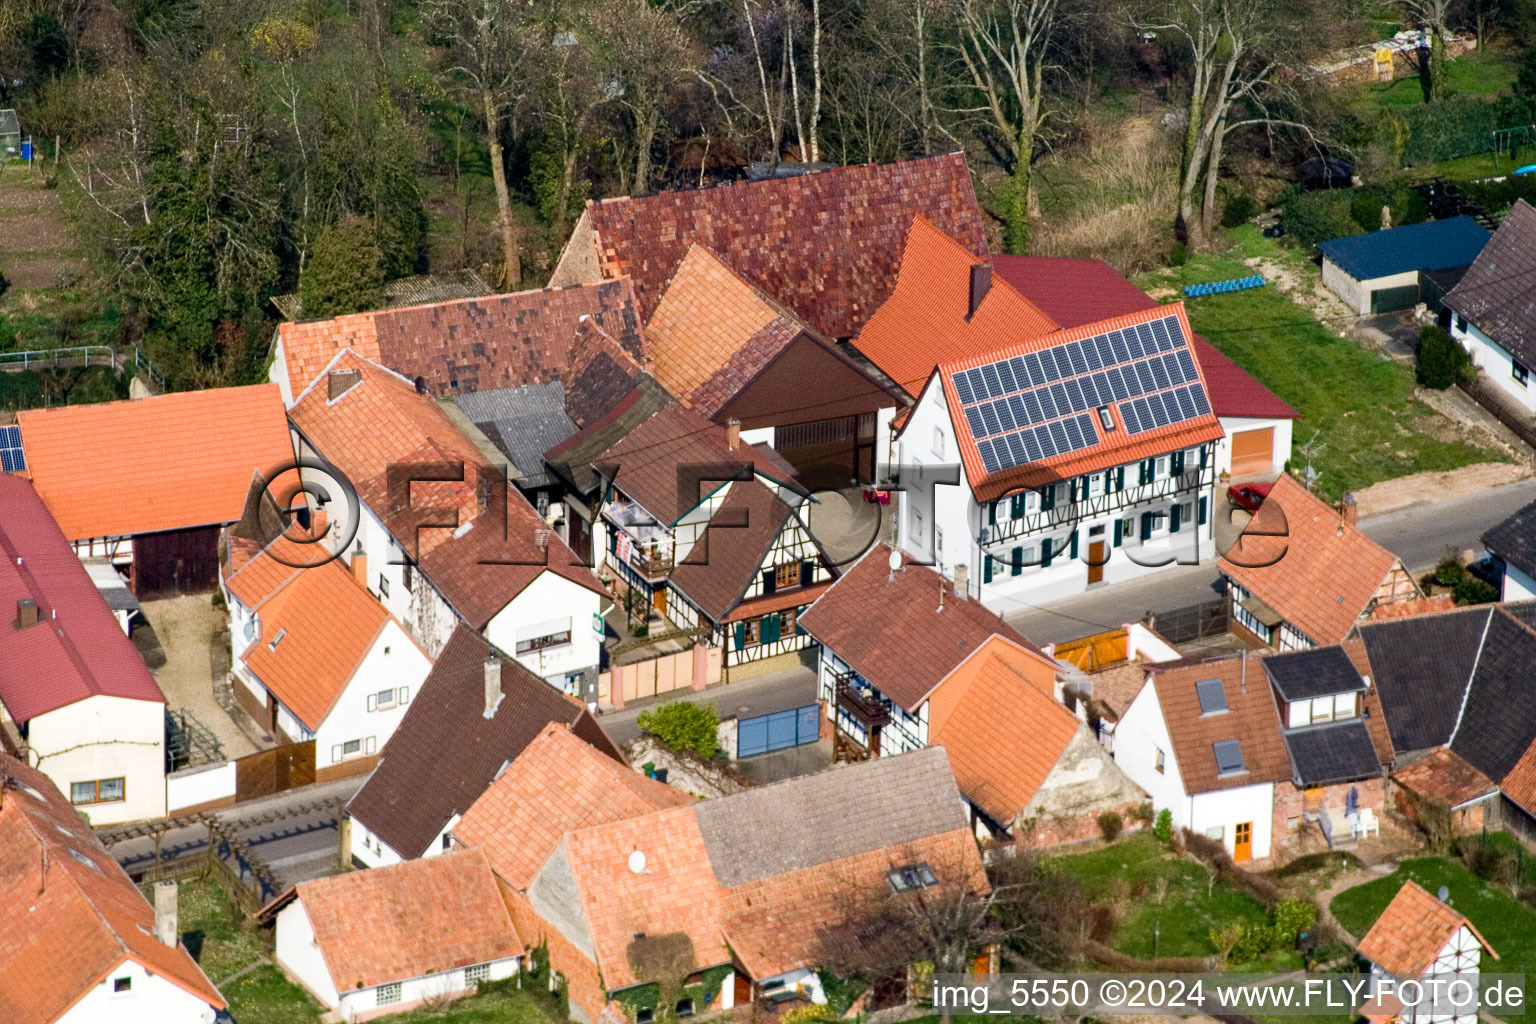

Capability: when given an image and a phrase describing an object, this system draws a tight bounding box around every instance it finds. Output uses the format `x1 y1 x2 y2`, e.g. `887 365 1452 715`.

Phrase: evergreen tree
300 215 385 319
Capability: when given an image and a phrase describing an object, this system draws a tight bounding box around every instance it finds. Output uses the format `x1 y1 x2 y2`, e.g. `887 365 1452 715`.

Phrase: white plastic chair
1358 806 1380 839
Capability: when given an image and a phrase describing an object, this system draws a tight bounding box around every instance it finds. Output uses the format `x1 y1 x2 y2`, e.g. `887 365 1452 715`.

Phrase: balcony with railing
602 498 674 579
835 672 893 727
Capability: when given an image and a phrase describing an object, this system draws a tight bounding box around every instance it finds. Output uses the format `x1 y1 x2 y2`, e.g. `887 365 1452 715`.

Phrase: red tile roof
936 302 1225 502
798 543 1040 712
234 545 407 733
1150 655 1292 793
577 154 988 339
275 280 645 401
1357 880 1496 975
1500 736 1536 819
1368 595 1458 621
1220 475 1408 646
0 754 225 1024
17 385 293 540
287 351 605 626
1393 747 1499 809
990 253 1297 421
595 404 797 524
930 636 1082 825
286 849 522 990
667 481 797 623
0 477 165 722
851 216 1058 397
455 723 694 891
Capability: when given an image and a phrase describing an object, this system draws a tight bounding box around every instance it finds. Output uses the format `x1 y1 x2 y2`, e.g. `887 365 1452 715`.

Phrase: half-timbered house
1357 880 1497 1024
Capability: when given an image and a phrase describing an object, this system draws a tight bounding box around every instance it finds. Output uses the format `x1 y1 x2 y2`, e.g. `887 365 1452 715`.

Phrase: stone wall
625 736 753 799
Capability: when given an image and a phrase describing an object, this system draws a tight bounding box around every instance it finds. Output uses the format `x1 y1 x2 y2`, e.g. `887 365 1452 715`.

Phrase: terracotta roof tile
581 154 988 339
347 626 622 860
563 317 646 428
288 351 605 626
1357 880 1496 975
595 405 797 524
16 385 293 540
1368 595 1458 621
0 476 165 722
1501 735 1536 819
1393 748 1499 809
930 637 1082 824
0 754 225 1024
798 543 1042 711
852 216 1059 397
277 281 644 401
455 724 693 891
235 544 408 732
289 849 522 989
1220 475 1408 645
1151 655 1292 793
667 481 797 622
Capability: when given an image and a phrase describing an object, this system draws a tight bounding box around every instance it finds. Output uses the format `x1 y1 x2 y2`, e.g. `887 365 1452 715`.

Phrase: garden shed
0 110 19 157
1317 216 1490 315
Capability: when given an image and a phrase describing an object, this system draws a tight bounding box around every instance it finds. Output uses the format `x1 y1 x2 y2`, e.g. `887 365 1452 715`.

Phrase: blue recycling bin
19 140 32 162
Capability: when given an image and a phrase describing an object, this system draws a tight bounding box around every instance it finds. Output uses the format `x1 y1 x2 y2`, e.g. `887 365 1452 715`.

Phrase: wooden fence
1459 375 1536 452
600 645 722 708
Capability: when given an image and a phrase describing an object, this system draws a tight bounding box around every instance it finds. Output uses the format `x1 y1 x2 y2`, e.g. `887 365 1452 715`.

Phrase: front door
1233 821 1253 862
652 586 668 616
1087 541 1107 584
1304 787 1322 814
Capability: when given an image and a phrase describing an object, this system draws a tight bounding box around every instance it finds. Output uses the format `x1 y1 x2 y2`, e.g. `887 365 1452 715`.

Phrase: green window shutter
1011 546 1023 576
1068 479 1078 503
800 560 814 586
734 621 747 649
761 613 781 645
1138 460 1149 485
1042 538 1054 568
795 613 807 635
1171 504 1183 533
983 557 994 584
1041 486 1055 511
1113 519 1123 547
1069 531 1079 559
1171 451 1184 476
1116 466 1126 491
1140 512 1154 542
1011 493 1023 518
988 501 997 526
1199 445 1209 469
762 569 776 596
1198 496 1209 526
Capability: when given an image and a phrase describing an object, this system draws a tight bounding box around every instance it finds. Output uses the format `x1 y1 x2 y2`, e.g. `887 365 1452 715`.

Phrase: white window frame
1154 747 1166 774
466 963 491 985
932 426 946 458
1155 455 1169 478
1334 692 1357 719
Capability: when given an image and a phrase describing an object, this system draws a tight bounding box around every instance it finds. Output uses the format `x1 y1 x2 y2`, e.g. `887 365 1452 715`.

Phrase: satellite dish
1437 885 1450 903
628 849 647 874
888 549 903 573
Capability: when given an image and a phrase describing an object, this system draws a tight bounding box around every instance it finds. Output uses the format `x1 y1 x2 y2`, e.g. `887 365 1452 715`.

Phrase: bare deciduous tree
587 0 694 195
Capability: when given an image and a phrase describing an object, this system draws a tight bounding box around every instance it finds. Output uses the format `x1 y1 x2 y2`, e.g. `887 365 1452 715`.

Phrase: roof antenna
937 577 945 614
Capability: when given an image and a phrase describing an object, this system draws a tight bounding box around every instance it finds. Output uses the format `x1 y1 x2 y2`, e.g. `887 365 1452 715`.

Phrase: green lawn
171 879 568 1024
1136 229 1505 499
1337 50 1517 113
1047 833 1287 966
1331 856 1536 1000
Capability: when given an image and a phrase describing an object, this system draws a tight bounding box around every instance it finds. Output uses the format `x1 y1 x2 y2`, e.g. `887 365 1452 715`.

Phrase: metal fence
0 343 168 392
1147 597 1230 645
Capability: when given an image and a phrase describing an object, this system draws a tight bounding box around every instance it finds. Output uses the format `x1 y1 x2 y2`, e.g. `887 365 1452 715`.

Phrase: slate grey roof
1317 216 1490 281
1283 719 1384 786
1263 645 1366 702
544 378 675 496
1358 606 1491 754
1483 498 1536 581
692 746 967 887
1450 606 1536 781
1445 201 1536 366
453 382 574 490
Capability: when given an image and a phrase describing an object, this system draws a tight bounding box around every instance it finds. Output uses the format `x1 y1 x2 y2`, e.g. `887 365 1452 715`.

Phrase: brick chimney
153 881 179 947
327 367 362 401
725 418 740 451
967 264 992 319
14 598 40 630
350 545 367 588
953 562 969 597
1340 492 1357 528
483 654 503 719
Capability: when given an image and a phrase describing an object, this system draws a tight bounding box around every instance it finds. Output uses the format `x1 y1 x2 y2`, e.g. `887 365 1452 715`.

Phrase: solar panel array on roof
951 313 1211 474
0 425 24 473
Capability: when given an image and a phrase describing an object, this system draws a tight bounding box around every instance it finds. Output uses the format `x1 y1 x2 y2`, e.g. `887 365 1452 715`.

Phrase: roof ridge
1446 606 1498 748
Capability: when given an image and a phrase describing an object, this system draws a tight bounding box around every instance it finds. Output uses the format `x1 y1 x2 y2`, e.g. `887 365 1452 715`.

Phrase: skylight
888 862 939 893
1212 739 1246 776
1195 678 1228 716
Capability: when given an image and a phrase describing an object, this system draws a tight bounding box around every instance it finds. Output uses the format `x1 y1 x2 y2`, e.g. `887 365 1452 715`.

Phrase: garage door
1230 428 1274 477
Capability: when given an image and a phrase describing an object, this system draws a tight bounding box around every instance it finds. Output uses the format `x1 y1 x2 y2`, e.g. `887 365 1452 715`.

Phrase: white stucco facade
1322 259 1419 316
1452 317 1536 413
1213 416 1294 478
485 570 602 693
56 957 220 1024
1502 562 1536 602
275 898 519 1022
896 372 1216 613
11 695 167 825
1113 682 1275 861
349 812 459 868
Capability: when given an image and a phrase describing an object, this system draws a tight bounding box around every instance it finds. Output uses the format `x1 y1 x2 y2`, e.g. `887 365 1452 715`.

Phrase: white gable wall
312 619 432 773
1453 318 1536 414
275 900 342 1009
23 695 166 824
1502 562 1536 601
57 956 219 1024
485 570 602 691
1113 683 1189 825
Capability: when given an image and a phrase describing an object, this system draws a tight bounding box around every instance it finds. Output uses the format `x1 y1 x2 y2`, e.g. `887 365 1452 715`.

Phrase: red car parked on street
1227 482 1274 512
